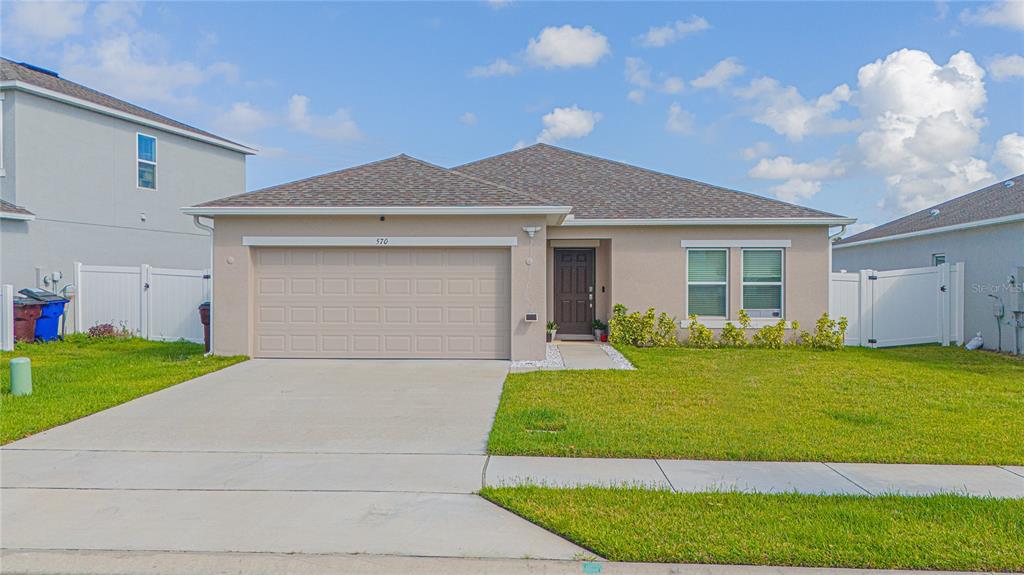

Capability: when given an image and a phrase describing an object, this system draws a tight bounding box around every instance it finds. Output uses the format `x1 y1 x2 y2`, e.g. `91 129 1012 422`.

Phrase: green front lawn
482 486 1024 571
489 345 1024 464
1 336 246 444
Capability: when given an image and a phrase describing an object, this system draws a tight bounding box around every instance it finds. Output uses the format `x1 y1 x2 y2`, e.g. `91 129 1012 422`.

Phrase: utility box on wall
1012 266 1024 313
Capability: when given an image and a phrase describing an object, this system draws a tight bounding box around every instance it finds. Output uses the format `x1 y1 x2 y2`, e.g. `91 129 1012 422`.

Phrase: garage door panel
252 247 510 359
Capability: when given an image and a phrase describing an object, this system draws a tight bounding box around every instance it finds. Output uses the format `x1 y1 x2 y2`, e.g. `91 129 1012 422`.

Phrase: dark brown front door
554 248 595 335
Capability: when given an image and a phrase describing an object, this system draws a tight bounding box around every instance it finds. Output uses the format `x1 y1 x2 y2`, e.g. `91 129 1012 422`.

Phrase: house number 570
376 237 389 245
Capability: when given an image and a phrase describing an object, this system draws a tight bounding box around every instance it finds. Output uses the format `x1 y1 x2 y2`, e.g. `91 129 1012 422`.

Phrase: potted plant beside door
592 319 608 341
546 321 559 342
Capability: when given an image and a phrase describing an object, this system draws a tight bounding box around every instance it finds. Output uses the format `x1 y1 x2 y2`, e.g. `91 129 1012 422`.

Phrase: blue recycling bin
33 299 69 341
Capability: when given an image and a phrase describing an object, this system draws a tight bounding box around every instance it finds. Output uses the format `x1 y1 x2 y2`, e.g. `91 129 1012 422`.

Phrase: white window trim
932 253 946 266
685 248 729 320
741 248 785 319
137 132 157 190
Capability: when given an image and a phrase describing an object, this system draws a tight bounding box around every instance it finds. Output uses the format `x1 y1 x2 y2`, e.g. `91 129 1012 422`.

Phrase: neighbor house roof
836 174 1024 247
189 154 568 213
0 58 253 154
454 143 848 221
0 199 35 220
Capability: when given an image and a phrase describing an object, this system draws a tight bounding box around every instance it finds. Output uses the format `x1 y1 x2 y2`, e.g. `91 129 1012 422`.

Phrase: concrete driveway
1 360 584 560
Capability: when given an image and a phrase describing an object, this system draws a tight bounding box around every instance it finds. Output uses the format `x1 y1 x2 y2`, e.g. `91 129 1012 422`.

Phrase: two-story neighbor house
0 58 254 292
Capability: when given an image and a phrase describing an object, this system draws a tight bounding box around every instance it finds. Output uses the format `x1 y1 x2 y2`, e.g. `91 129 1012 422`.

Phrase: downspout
193 215 215 355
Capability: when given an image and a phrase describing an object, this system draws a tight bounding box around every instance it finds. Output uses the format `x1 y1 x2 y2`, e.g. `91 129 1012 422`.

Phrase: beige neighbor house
184 144 855 360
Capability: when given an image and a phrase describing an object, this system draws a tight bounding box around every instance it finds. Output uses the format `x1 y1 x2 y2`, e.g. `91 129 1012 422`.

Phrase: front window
932 253 946 266
742 249 783 319
687 249 728 317
137 133 157 189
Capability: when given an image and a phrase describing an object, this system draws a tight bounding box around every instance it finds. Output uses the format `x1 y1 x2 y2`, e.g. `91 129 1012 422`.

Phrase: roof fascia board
0 80 256 155
181 205 574 216
0 212 35 221
834 213 1024 249
561 217 856 226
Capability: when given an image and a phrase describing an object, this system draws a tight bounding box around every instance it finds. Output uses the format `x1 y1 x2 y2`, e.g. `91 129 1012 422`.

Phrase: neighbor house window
742 249 783 319
687 249 728 317
137 133 156 189
932 253 946 266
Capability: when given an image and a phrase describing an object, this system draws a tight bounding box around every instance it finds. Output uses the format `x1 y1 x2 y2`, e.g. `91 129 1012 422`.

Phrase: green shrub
752 319 789 349
686 315 716 348
797 313 849 350
609 304 678 347
718 310 752 347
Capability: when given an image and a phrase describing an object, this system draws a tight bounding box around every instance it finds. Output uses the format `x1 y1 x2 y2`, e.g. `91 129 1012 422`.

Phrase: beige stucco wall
210 215 549 360
547 225 832 334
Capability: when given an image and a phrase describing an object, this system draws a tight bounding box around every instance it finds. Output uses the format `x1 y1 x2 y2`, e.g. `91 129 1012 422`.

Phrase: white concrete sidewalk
485 455 1024 498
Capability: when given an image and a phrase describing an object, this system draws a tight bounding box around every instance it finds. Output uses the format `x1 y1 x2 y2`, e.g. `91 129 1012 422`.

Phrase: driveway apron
1 359 585 560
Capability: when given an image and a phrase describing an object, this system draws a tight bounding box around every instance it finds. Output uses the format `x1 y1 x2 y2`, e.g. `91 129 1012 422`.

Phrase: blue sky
3 1 1023 232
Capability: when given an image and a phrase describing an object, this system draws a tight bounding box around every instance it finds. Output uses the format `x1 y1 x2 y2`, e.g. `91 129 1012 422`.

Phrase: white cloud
665 103 694 134
736 76 855 141
536 105 602 143
213 102 274 136
627 89 645 104
487 0 511 8
748 156 846 180
661 76 685 94
741 141 773 160
468 58 519 77
994 132 1024 174
287 95 361 141
855 49 994 212
989 54 1024 81
959 0 1024 30
624 57 652 87
5 1 86 44
691 57 745 89
526 25 610 69
513 139 528 150
844 222 877 238
94 1 142 29
769 178 822 203
639 16 710 48
458 111 478 126
61 34 236 106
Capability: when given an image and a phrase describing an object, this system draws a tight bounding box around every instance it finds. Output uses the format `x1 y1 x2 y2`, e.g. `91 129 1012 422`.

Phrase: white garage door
252 247 511 359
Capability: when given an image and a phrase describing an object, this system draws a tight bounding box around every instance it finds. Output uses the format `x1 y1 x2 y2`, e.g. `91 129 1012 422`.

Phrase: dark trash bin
18 289 69 342
13 300 42 343
198 301 211 352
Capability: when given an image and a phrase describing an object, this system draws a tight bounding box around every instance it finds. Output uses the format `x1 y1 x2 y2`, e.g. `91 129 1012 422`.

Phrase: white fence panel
75 263 142 335
148 267 209 343
830 263 964 348
75 262 208 343
829 272 861 345
1 284 13 351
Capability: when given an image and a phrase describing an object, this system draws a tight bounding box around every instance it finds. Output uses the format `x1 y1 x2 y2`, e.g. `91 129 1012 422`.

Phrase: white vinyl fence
830 262 964 348
1 284 13 351
74 263 210 343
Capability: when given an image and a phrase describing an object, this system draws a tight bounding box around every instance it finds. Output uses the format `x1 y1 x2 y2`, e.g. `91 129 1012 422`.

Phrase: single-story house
834 174 1024 353
184 144 854 360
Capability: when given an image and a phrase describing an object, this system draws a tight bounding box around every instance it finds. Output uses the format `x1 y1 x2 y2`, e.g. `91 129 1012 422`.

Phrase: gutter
560 216 857 227
193 216 215 356
0 212 35 221
834 213 1024 249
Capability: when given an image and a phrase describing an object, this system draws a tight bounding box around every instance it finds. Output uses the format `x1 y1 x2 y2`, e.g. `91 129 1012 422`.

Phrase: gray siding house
833 176 1024 352
0 58 254 291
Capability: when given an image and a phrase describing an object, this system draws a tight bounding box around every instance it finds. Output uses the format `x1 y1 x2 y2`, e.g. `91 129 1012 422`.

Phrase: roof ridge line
391 153 563 206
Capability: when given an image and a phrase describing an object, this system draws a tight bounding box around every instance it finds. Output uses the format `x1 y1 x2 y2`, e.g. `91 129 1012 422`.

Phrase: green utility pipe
10 357 31 396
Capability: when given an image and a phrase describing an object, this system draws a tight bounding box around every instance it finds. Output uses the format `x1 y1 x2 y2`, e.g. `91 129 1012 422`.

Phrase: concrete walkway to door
1 360 586 560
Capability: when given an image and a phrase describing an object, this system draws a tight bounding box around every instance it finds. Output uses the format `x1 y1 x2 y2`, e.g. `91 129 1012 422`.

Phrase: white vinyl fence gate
74 263 210 343
830 262 964 348
1 284 13 351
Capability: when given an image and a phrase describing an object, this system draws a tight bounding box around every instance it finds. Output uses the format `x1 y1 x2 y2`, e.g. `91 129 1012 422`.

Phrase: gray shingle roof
0 199 34 217
836 175 1024 245
195 155 557 208
1 58 247 151
454 144 846 220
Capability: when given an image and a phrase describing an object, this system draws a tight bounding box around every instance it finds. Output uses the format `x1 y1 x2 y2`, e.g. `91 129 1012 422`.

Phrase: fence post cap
10 357 30 365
